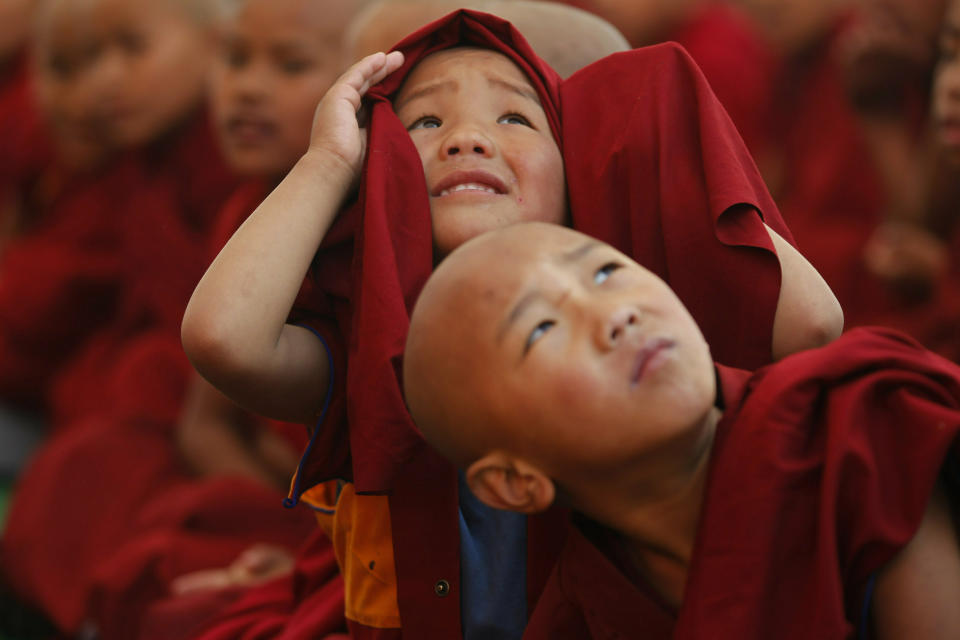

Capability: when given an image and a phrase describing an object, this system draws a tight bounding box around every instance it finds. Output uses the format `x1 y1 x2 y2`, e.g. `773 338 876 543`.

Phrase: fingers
338 51 405 104
170 568 233 595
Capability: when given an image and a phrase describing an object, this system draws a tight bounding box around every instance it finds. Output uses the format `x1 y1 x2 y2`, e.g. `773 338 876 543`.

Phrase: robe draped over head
294 9 791 496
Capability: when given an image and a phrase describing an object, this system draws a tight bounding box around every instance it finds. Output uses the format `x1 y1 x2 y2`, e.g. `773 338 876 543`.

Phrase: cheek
514 145 566 224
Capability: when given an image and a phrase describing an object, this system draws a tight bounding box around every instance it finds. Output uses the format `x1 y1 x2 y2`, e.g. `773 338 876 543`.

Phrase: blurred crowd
0 0 957 638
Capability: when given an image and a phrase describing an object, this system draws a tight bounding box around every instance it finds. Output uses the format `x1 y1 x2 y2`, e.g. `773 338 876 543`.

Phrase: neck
578 406 720 608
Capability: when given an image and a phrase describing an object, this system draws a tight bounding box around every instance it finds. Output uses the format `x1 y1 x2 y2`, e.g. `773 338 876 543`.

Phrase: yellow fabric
300 481 401 628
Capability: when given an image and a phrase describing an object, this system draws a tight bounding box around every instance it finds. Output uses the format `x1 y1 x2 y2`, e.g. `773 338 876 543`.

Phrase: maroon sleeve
676 328 960 638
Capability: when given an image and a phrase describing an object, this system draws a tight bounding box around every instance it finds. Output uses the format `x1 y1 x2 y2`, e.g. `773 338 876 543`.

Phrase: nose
233 61 270 103
88 48 124 91
596 304 639 350
440 122 494 159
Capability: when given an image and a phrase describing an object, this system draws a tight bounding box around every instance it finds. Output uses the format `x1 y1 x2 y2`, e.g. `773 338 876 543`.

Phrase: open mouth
226 114 277 141
432 170 507 197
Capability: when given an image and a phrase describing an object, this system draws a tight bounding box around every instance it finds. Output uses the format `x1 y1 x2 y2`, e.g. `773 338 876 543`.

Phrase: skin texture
209 0 354 176
31 0 109 170
393 48 566 256
404 222 719 607
183 48 567 422
404 221 960 620
183 51 405 423
83 0 214 148
185 11 841 420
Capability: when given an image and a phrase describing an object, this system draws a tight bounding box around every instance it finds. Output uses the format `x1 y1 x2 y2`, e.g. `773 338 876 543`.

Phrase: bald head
405 223 572 467
405 221 716 493
345 0 628 78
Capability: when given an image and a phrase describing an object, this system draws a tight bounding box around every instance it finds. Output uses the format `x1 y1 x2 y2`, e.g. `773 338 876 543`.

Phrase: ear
465 453 555 514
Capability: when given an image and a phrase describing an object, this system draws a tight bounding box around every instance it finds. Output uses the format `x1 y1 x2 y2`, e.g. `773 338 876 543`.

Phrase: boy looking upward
404 221 960 640
183 10 841 638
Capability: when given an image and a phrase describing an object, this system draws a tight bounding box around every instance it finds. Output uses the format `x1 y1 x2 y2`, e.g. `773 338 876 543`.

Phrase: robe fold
277 9 797 638
293 8 791 498
0 122 323 639
524 327 960 639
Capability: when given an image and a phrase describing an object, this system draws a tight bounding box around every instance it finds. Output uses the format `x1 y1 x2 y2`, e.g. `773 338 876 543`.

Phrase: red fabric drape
293 9 791 496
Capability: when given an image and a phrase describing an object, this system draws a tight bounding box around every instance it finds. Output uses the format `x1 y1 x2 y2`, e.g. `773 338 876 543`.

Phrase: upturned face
934 0 960 165
418 223 716 478
393 48 567 258
210 0 346 176
84 0 212 148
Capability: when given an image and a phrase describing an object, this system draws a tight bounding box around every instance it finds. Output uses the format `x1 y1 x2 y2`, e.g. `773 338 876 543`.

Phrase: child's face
393 48 566 257
933 0 960 166
33 0 109 168
210 0 346 176
409 223 715 478
85 0 212 147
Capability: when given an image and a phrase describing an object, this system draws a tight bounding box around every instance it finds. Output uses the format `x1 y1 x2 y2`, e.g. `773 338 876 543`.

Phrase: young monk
140 2 371 636
0 0 266 636
0 0 129 480
183 10 841 637
404 221 960 639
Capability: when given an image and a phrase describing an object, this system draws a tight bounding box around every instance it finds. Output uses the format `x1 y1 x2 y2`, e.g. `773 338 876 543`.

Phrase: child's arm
182 51 404 424
765 224 844 360
175 375 294 488
870 482 960 639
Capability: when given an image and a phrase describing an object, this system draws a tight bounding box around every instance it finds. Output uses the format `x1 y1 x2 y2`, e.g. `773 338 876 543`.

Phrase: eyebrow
558 241 599 264
495 241 599 344
485 75 541 105
393 79 457 112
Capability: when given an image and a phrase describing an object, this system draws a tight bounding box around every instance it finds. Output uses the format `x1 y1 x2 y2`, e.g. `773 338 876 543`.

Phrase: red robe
524 327 960 639
46 111 239 428
0 126 321 639
0 51 51 213
281 10 795 638
184 527 347 640
0 161 137 409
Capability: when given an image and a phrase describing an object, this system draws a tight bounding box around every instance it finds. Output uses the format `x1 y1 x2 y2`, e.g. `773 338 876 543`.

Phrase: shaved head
405 222 716 495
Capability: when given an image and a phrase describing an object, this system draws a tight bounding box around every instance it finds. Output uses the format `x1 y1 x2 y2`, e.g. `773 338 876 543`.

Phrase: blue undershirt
458 471 527 639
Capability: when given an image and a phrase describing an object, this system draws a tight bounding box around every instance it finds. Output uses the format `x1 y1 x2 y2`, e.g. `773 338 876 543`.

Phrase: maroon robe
184 527 347 640
0 51 51 211
46 111 239 428
524 327 960 639
0 161 137 409
278 10 795 638
0 122 324 639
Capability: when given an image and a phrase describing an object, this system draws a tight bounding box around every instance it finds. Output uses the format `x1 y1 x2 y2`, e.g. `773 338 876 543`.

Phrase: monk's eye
279 57 312 74
498 113 530 126
525 320 555 354
408 115 441 130
594 262 621 285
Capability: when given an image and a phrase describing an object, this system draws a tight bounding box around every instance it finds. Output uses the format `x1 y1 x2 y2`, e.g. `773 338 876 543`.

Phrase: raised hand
307 50 405 184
